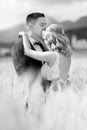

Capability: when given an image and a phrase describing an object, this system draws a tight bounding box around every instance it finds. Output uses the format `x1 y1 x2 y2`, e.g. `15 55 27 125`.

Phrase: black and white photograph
0 0 87 130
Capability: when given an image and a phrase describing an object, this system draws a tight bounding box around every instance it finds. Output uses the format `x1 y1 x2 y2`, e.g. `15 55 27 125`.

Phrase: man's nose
42 27 46 31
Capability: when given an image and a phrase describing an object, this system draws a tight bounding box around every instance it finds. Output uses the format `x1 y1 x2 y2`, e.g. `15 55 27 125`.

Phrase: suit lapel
28 37 44 52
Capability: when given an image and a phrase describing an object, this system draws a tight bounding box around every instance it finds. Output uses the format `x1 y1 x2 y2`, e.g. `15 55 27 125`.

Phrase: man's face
32 17 47 38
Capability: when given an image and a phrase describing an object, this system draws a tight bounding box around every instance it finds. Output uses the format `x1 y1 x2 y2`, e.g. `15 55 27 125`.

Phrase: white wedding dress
41 52 60 81
41 51 70 91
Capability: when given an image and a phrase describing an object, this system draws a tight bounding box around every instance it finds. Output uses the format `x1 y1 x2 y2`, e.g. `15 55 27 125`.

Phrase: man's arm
11 38 30 75
11 37 43 75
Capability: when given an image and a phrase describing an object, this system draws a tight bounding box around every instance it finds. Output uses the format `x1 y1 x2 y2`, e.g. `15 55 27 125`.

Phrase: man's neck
30 34 44 43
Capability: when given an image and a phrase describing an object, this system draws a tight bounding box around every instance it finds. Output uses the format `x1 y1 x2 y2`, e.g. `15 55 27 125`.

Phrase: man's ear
27 23 33 30
29 23 34 30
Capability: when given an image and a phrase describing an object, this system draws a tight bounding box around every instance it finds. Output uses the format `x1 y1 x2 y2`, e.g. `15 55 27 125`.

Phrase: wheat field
0 50 87 130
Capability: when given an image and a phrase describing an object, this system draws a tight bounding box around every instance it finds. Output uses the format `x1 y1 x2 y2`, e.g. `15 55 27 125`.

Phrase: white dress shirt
29 37 43 52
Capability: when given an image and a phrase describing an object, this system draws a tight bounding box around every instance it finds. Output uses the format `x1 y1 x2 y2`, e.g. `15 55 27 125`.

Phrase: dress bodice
41 52 60 81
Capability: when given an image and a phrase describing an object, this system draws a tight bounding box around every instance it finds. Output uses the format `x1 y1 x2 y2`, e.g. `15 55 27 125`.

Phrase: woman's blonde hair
46 24 72 56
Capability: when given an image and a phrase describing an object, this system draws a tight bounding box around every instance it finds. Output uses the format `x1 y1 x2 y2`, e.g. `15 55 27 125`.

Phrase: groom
11 12 51 92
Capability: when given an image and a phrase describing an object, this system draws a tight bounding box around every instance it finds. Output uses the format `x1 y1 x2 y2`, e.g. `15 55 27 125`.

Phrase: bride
19 24 72 129
21 24 72 91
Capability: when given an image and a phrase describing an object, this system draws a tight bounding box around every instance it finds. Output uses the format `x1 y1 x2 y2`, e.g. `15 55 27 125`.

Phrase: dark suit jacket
11 38 51 92
11 38 42 75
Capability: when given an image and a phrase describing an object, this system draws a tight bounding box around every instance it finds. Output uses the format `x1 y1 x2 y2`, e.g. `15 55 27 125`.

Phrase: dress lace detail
41 52 60 81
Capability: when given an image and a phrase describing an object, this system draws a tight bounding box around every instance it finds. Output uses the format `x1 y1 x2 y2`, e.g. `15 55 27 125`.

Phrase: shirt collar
29 36 38 45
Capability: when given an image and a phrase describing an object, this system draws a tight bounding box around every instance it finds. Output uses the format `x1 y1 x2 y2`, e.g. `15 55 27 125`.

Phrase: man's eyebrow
40 22 47 25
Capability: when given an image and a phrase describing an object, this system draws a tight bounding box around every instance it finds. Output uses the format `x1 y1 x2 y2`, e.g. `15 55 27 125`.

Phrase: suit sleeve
11 38 42 75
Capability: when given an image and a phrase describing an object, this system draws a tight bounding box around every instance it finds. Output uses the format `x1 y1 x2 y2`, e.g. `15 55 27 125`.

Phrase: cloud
44 1 87 22
15 0 87 6
0 0 87 30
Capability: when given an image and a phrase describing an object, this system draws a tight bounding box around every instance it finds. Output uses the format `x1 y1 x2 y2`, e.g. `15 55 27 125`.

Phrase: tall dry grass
0 55 87 130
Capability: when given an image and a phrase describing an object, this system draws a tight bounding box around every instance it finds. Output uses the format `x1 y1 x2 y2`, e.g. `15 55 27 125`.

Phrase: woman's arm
22 33 56 63
22 32 31 49
25 48 56 63
18 31 31 50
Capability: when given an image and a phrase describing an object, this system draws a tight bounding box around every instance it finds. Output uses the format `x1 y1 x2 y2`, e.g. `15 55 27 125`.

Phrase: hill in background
0 15 87 57
0 16 87 43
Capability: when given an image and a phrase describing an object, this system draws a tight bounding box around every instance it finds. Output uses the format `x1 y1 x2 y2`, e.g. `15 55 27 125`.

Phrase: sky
0 0 87 30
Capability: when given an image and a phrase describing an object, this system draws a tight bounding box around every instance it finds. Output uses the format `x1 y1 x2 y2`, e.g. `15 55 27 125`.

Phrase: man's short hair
26 12 45 24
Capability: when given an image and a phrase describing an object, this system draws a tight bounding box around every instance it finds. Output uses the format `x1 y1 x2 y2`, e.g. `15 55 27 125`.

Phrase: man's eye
40 24 44 26
40 23 46 27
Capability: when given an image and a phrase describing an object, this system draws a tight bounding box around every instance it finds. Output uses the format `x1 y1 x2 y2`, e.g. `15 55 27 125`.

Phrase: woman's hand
18 31 31 54
18 31 28 38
